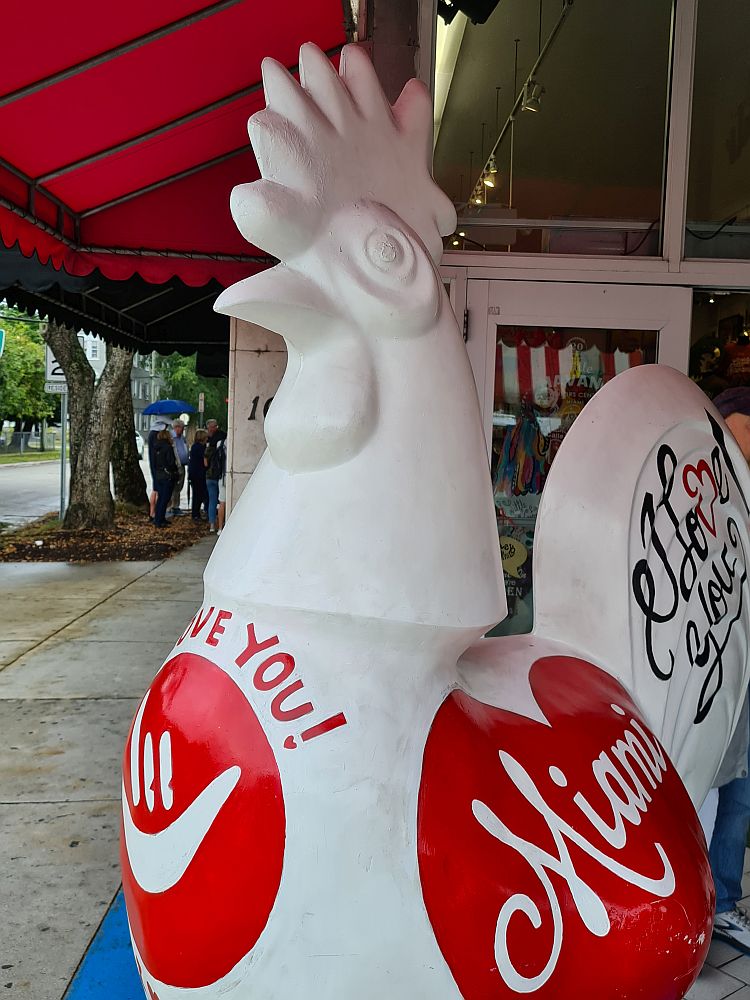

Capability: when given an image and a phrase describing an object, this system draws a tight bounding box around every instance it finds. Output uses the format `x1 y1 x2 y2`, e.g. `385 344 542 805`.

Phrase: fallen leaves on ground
0 508 209 562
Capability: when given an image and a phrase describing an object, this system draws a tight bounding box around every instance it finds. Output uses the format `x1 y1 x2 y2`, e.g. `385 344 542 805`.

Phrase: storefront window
434 0 673 256
490 325 658 635
685 0 750 259
689 290 750 395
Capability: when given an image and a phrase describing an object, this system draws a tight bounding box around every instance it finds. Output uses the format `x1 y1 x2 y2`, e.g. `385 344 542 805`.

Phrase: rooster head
215 42 457 343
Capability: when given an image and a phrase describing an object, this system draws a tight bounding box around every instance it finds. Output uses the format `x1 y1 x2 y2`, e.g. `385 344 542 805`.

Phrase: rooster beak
214 264 339 340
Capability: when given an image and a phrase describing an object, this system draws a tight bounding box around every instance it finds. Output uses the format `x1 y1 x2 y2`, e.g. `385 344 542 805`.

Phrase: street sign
45 381 68 394
45 346 67 383
0 329 5 359
198 391 205 414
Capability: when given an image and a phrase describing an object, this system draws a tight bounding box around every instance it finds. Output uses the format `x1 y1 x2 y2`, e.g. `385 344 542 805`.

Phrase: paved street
0 459 186 527
0 461 65 526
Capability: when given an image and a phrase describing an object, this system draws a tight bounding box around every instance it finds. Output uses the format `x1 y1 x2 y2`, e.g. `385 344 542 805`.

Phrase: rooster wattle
120 42 750 1000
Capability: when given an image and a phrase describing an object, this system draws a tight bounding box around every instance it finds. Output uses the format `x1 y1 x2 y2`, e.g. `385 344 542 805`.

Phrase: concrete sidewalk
0 539 213 999
4 536 750 999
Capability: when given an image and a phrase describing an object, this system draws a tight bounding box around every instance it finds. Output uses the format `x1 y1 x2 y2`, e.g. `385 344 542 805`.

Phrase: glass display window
489 325 658 635
433 0 674 256
686 0 750 260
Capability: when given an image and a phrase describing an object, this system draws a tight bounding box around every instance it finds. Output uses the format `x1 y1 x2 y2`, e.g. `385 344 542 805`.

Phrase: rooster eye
364 228 416 282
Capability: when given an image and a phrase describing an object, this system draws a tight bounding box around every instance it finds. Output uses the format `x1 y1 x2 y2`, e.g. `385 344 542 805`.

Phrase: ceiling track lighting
522 80 545 113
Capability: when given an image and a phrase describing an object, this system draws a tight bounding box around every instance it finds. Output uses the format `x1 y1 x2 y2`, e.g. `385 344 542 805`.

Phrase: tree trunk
111 376 148 508
43 323 134 529
44 322 94 479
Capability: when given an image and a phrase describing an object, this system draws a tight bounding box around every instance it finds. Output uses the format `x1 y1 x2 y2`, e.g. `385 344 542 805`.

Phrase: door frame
453 275 693 454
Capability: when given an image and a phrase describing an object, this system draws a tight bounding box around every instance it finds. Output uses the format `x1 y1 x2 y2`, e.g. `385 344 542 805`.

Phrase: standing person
189 429 209 521
707 387 750 953
151 427 178 528
170 419 189 516
147 419 169 522
204 418 226 534
217 441 229 535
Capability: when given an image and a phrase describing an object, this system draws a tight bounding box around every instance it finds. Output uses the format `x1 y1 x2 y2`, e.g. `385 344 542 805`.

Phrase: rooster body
121 43 750 1000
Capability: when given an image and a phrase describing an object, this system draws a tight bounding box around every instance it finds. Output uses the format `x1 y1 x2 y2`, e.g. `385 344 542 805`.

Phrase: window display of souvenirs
689 312 750 398
490 325 658 636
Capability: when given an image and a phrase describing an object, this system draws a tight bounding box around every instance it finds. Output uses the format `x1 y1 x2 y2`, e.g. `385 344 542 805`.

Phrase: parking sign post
45 346 68 520
59 391 67 519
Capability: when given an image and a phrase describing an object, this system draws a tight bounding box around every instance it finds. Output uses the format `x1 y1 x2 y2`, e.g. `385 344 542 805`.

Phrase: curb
0 459 61 467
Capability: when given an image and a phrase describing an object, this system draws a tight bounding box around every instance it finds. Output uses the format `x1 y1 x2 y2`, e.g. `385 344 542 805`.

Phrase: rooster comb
229 43 457 264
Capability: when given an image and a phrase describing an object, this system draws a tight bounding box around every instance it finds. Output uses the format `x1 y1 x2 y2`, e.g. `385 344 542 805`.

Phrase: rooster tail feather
531 365 750 803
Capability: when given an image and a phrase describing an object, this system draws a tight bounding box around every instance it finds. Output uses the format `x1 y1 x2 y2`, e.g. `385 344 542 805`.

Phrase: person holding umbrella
142 401 197 522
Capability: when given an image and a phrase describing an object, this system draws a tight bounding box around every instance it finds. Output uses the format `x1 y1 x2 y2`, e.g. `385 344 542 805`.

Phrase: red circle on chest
121 652 285 988
418 656 713 999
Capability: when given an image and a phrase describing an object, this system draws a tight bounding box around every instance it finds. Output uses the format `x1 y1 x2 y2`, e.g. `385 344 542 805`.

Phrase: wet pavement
2 537 750 998
0 540 212 999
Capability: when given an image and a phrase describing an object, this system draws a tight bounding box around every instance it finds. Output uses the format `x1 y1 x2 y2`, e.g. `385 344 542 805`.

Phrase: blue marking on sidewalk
65 890 142 999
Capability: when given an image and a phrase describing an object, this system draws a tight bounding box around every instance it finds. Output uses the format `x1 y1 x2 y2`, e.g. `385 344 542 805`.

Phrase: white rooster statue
121 42 750 1000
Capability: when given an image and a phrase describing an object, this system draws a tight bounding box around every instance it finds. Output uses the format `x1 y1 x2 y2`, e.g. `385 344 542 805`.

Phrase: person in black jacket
188 429 209 521
152 428 177 528
204 419 227 533
146 419 170 521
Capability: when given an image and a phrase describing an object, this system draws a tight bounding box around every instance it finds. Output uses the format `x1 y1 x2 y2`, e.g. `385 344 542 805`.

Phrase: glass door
465 280 692 635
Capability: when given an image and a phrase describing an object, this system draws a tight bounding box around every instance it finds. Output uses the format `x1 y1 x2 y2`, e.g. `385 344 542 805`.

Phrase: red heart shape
121 653 285 989
284 734 298 749
683 459 718 537
418 657 713 999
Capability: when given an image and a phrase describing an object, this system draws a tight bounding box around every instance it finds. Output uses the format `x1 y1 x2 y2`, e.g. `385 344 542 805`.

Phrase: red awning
0 1 347 287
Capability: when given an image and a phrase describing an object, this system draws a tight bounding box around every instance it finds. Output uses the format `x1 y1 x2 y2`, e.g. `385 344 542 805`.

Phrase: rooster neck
207 303 505 638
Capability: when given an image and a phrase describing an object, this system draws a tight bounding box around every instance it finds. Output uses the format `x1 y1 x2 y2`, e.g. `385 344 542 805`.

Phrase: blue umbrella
143 399 197 415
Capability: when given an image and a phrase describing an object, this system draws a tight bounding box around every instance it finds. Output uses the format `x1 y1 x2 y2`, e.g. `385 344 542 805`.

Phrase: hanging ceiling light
522 80 544 113
482 172 495 188
488 154 498 174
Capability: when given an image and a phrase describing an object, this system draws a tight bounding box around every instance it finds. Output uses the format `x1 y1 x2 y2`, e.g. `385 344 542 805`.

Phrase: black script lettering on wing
631 411 750 723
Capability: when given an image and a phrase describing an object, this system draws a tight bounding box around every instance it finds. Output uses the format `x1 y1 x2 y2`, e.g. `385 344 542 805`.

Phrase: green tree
159 352 228 428
0 311 54 425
